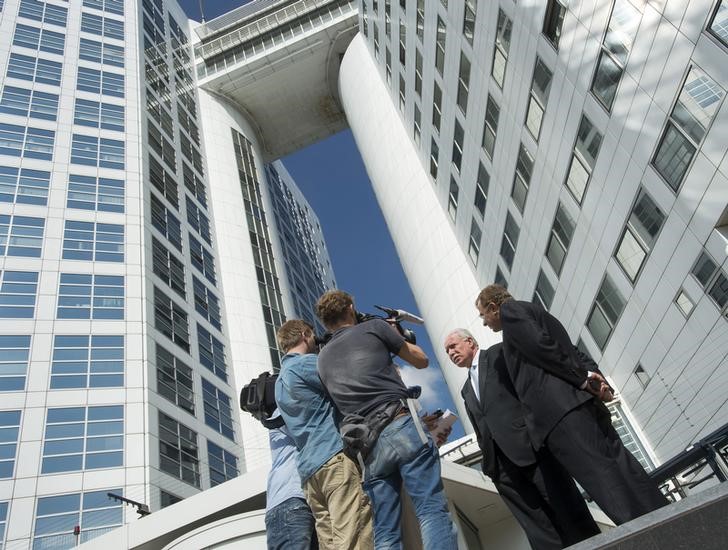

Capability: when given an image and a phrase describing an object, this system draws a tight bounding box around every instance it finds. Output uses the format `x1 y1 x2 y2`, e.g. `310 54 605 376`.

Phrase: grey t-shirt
318 319 407 417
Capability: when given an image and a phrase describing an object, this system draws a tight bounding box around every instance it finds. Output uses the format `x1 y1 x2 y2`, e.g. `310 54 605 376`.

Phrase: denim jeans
363 414 458 550
265 497 318 550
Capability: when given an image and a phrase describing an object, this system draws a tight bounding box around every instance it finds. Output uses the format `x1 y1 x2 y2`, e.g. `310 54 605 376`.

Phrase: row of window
0 169 124 211
6 52 125 99
1 405 238 484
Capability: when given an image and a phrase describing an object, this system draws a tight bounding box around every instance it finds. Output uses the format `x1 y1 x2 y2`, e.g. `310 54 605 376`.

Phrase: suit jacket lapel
463 377 479 414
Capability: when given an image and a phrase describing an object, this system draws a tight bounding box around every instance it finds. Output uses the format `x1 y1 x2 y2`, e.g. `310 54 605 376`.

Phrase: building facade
0 0 338 547
345 0 728 471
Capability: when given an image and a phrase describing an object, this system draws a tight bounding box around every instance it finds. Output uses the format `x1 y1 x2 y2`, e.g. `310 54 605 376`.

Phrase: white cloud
397 364 445 412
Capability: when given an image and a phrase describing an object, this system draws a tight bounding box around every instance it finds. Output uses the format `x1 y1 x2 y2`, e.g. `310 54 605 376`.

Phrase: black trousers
494 446 600 550
546 401 669 525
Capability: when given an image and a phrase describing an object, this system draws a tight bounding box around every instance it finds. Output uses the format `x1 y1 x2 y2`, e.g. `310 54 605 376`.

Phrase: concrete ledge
566 483 728 550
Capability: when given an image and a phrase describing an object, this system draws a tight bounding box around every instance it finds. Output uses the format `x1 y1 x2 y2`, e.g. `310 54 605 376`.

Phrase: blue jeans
363 414 458 550
265 497 318 550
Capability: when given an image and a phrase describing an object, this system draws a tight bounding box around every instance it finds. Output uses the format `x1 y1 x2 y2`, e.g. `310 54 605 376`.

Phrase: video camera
317 304 424 347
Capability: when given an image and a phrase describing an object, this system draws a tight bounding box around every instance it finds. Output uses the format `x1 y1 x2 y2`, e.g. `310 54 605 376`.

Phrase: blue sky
179 0 464 437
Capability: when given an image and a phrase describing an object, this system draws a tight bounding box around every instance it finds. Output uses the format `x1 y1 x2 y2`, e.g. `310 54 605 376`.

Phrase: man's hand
585 372 614 402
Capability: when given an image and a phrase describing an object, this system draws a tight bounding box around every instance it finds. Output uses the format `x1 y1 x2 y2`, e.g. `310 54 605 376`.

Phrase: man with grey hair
445 329 600 550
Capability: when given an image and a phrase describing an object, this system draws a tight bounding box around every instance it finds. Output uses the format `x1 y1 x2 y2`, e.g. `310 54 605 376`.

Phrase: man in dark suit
475 284 669 525
445 329 600 550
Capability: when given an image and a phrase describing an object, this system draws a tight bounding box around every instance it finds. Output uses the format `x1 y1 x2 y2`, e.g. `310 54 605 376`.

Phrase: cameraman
315 290 458 550
274 319 373 550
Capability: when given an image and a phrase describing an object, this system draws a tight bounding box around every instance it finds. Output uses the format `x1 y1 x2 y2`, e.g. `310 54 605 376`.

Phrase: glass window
156 344 194 414
51 335 123 389
178 106 200 145
0 270 39 318
448 176 459 221
193 277 221 331
19 0 68 26
183 162 207 208
414 49 423 97
468 218 482 266
149 155 178 209
587 274 626 350
500 212 520 269
13 23 65 54
198 323 227 381
492 9 512 88
675 289 694 317
189 234 216 285
180 134 203 176
202 379 234 440
83 0 124 15
62 220 124 262
0 214 45 257
652 66 725 191
0 123 54 160
160 490 182 509
511 144 534 213
81 12 124 40
435 16 446 76
474 162 489 218
187 196 211 244
708 1 728 48
152 237 185 298
159 412 200 487
482 95 500 160
495 266 508 288
0 166 49 205
416 0 424 42
0 86 59 121
148 121 176 172
70 134 124 169
692 250 718 288
208 441 239 487
414 103 422 145
525 58 553 140
533 269 555 310
6 53 62 86
545 202 576 275
79 38 124 67
463 0 477 45
591 0 641 111
77 67 124 97
452 120 464 173
432 81 443 133
42 406 124 473
429 137 439 181
565 115 603 204
708 271 728 308
0 411 21 478
151 194 182 251
57 273 124 320
0 336 30 392
67 174 124 212
74 98 124 131
457 52 471 114
542 0 566 49
614 188 665 282
154 287 190 353
385 47 392 85
34 489 123 548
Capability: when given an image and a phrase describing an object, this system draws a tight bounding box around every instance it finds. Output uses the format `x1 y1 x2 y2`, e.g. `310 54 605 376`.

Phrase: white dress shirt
469 349 482 402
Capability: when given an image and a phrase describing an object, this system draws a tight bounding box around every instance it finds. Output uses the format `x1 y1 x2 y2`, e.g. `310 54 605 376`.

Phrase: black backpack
239 372 285 429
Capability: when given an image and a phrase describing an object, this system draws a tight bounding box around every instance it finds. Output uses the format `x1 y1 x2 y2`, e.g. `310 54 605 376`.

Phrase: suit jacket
500 300 604 449
461 343 536 478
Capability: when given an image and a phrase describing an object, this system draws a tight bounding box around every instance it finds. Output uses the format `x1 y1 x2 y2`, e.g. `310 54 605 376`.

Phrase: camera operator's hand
422 412 451 447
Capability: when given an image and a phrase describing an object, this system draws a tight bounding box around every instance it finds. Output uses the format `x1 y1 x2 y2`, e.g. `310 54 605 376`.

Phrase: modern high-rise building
1 0 727 548
0 0 337 546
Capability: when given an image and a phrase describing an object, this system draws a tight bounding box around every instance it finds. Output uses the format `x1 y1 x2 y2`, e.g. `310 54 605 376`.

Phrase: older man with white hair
444 329 600 550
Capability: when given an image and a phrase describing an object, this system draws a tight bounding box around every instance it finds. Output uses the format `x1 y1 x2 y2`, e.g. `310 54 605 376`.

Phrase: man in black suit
475 284 669 525
445 329 600 550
